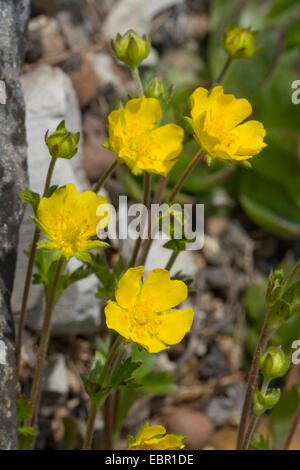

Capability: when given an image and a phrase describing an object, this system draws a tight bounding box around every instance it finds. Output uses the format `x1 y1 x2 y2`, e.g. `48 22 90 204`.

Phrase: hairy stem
236 322 270 450
165 251 179 271
92 159 118 194
16 156 57 380
82 401 98 450
29 258 64 430
131 66 144 97
168 150 203 203
128 172 151 267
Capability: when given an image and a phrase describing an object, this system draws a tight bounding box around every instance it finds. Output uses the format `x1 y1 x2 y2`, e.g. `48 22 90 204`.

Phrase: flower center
119 120 159 167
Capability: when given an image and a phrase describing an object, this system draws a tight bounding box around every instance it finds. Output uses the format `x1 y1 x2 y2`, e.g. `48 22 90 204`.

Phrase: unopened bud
224 27 258 59
45 120 80 160
112 30 150 68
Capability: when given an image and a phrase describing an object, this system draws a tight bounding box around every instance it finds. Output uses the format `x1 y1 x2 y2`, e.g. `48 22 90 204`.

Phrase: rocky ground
13 0 299 450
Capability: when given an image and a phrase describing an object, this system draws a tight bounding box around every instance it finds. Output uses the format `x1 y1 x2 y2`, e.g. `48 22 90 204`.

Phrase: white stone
0 340 7 365
103 0 184 39
12 65 101 335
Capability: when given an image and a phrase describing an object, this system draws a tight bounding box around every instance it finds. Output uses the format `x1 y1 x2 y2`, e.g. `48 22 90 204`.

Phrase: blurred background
14 0 300 449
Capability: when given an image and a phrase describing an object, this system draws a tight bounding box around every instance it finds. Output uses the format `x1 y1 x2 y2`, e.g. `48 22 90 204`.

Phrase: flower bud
144 78 173 104
223 27 258 59
259 347 290 381
45 120 80 159
111 30 150 68
253 386 280 417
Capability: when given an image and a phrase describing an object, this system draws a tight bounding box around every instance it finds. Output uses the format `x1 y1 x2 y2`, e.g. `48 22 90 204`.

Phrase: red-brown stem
29 258 64 430
82 401 98 450
16 226 40 377
236 322 270 450
103 395 114 450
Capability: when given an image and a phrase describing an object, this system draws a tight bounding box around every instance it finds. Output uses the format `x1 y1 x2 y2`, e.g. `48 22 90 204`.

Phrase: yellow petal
151 124 184 161
137 424 166 442
207 86 252 133
124 96 162 128
158 308 194 345
190 87 209 122
115 266 144 310
139 269 188 313
231 120 267 157
104 300 130 339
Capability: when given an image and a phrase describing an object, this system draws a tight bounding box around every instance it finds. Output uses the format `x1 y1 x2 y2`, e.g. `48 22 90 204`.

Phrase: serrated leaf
18 189 40 212
110 357 141 388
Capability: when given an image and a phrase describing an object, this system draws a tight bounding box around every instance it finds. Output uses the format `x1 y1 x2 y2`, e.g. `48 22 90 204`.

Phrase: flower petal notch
127 421 185 450
34 184 109 262
190 86 267 162
106 96 184 176
104 266 194 353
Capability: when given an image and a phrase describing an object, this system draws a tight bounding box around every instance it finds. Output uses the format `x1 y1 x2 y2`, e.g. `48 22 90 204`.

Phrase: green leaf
18 427 37 450
93 255 125 299
138 371 177 395
16 395 33 426
249 433 272 450
240 171 300 239
110 357 141 388
18 189 40 213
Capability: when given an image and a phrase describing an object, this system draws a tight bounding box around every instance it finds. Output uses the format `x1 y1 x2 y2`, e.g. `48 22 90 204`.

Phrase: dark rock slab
0 0 29 450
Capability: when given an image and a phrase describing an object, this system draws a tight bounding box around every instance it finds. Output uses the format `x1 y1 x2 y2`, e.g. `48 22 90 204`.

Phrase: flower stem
284 403 300 450
131 66 144 97
29 258 65 430
165 251 179 271
82 400 98 450
243 415 259 450
243 380 269 450
168 150 203 203
212 57 232 88
92 159 118 194
16 226 40 378
128 172 151 267
138 176 168 266
16 156 57 381
82 336 124 450
236 321 270 450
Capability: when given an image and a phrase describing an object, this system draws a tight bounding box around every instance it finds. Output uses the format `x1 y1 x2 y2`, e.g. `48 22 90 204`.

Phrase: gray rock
0 0 30 450
103 0 184 39
42 353 69 405
0 80 6 104
12 65 101 336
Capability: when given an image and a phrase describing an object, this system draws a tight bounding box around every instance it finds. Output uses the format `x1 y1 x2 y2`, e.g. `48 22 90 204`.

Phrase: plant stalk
236 321 270 450
92 159 118 194
16 156 57 380
128 172 151 267
82 400 98 450
168 150 203 203
29 258 64 429
165 251 179 271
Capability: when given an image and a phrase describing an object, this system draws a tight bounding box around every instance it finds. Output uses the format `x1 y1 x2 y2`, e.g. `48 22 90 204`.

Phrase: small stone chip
0 80 6 104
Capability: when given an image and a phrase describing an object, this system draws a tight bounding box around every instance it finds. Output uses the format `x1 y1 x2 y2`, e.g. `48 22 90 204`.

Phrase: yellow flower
190 86 267 162
35 184 109 261
106 96 184 176
104 266 194 353
127 421 185 450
